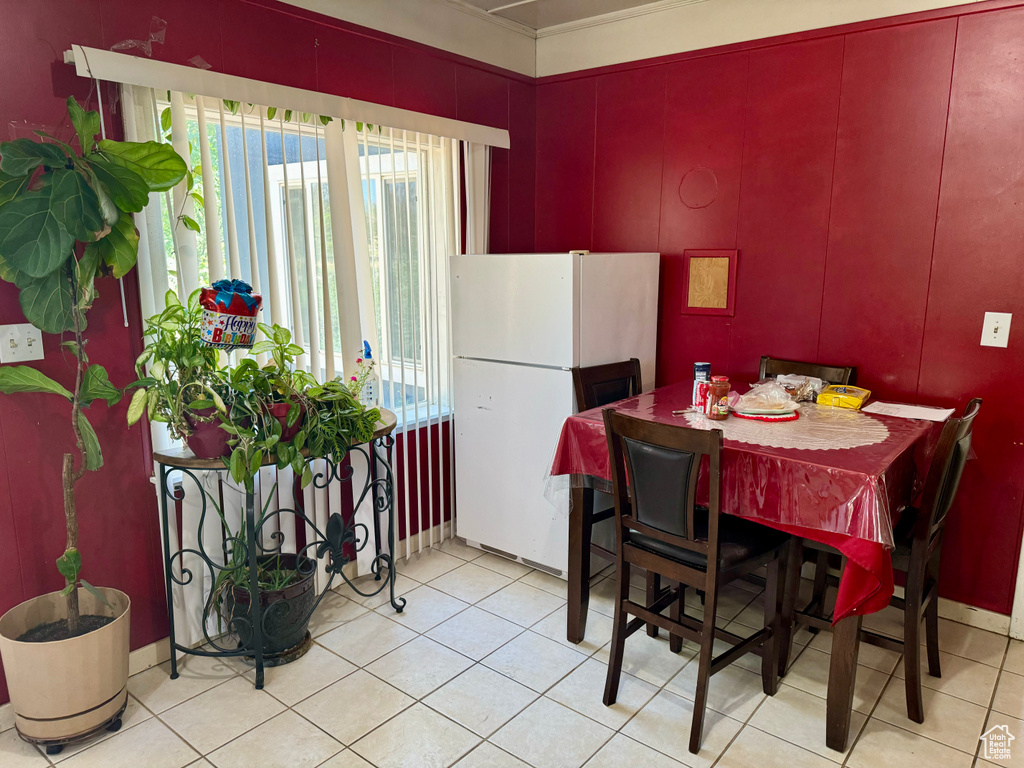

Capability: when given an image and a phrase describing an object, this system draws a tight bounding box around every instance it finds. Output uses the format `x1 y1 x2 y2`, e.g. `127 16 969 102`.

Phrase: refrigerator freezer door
579 252 660 391
451 253 578 368
454 357 573 574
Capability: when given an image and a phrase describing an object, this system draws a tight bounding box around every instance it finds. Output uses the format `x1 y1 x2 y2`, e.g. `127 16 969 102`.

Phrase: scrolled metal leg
378 435 405 613
159 464 180 680
245 490 265 689
369 446 384 581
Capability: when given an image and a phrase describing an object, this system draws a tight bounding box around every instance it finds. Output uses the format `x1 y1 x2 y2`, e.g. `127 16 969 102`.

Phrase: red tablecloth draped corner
550 383 938 622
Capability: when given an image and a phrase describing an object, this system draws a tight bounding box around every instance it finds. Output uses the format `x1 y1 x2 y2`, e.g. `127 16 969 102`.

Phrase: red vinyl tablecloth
550 382 938 621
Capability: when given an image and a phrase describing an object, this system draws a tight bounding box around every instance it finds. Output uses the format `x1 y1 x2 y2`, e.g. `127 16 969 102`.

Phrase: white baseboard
129 637 171 677
938 596 1010 635
126 522 454 679
395 520 453 556
799 563 1011 636
127 523 1010 682
889 585 1010 636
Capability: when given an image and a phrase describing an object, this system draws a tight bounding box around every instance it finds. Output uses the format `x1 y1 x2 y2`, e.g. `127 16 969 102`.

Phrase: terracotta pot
228 554 316 655
0 588 130 748
265 402 305 442
185 415 232 459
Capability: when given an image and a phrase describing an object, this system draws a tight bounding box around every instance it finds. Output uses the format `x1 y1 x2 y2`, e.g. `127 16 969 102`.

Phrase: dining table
549 381 941 752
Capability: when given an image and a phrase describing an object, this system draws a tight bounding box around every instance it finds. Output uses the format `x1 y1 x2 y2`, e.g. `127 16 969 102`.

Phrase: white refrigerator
451 252 660 575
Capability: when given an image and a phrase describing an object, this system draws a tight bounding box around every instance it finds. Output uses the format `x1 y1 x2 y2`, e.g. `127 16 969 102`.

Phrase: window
152 95 458 427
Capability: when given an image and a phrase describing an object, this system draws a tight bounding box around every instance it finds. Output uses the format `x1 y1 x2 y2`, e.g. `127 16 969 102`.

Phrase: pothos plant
127 288 227 440
219 323 381 494
220 323 316 492
0 96 187 634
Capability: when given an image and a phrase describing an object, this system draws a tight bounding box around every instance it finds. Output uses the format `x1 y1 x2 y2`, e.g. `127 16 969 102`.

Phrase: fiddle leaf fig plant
0 96 187 635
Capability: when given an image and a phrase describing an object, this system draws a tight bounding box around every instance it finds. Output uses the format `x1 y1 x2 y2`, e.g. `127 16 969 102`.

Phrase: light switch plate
0 323 44 363
981 312 1012 348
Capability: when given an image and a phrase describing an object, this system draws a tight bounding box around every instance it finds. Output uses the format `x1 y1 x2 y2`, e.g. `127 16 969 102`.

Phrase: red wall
0 0 534 702
4 0 1024 711
535 3 1024 614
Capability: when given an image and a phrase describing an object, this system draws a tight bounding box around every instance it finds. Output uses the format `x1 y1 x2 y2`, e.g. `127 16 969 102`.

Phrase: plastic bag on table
775 373 825 401
734 380 797 412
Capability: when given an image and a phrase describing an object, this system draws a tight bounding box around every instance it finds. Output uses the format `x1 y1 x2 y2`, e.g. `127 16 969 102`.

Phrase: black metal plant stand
153 410 405 689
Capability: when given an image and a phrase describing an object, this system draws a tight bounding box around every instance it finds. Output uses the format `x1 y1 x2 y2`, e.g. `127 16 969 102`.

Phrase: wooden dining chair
573 358 642 413
568 360 644 640
759 355 855 610
780 398 982 723
759 355 857 385
601 409 790 754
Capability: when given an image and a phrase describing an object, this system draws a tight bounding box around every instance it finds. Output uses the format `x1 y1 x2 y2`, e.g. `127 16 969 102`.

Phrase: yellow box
817 385 871 409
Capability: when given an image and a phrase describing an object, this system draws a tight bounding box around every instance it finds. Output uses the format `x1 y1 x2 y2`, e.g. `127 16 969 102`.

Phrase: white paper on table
862 401 954 422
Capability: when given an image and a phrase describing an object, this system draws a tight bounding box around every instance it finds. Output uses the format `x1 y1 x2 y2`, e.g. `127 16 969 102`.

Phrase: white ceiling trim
280 0 536 76
534 0 991 76
282 0 990 79
66 45 511 148
441 0 538 37
533 0 711 38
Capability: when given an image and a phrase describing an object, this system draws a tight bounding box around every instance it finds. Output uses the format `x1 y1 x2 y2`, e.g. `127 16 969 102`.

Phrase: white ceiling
282 0 987 78
453 0 683 31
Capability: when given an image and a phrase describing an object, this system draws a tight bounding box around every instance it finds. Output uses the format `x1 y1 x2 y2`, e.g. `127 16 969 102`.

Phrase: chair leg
778 538 802 677
603 559 631 706
903 599 925 724
567 488 594 644
670 583 683 654
925 586 942 678
646 571 661 638
807 550 831 632
689 586 717 755
761 555 782 696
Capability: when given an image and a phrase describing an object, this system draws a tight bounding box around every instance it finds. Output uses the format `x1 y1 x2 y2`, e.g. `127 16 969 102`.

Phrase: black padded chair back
573 359 642 411
603 409 722 563
922 398 981 536
759 355 856 386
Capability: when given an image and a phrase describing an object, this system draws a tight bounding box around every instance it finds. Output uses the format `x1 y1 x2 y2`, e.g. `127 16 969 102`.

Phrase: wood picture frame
681 249 738 316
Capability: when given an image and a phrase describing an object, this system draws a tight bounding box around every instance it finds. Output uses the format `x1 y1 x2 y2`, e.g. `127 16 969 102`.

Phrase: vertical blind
121 83 489 648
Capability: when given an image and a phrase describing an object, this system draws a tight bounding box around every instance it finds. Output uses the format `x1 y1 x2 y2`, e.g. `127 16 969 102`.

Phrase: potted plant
249 321 315 442
128 288 229 458
0 97 186 753
210 492 319 661
218 323 316 489
209 331 381 661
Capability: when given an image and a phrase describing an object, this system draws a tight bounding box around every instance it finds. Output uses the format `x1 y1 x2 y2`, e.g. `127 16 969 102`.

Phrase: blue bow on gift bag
211 279 259 310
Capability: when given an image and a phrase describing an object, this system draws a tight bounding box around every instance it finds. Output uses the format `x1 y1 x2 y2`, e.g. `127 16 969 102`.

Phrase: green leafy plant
0 97 186 634
218 357 286 492
216 324 381 495
127 288 226 439
249 321 317 402
304 379 381 459
211 488 303 594
219 323 316 491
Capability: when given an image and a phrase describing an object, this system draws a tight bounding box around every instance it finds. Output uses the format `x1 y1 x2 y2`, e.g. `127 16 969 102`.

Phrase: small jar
706 375 731 420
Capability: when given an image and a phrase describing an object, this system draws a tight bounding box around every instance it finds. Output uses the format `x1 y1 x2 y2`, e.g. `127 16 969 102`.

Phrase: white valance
66 45 510 149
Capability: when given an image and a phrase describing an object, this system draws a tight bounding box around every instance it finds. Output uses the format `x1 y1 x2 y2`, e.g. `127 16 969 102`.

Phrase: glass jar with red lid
705 375 731 420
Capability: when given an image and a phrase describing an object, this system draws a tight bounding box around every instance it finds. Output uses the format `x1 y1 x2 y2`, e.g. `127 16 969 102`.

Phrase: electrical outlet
0 324 44 363
981 312 1012 348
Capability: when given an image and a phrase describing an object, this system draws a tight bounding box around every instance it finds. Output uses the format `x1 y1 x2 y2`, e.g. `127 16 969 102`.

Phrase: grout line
101 553 1014 768
973 639 1012 768
837 647 900 768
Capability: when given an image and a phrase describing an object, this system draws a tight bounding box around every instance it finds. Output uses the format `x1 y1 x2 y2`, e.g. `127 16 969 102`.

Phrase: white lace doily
684 404 889 451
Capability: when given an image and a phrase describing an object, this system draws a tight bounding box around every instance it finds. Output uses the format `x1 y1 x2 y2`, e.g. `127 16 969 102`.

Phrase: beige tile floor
1 540 1019 768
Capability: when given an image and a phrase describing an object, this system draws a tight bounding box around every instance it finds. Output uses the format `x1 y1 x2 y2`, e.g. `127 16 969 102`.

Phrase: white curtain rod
65 45 511 149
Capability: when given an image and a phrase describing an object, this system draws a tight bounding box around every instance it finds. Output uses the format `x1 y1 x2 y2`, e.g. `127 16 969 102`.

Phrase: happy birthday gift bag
199 279 262 350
